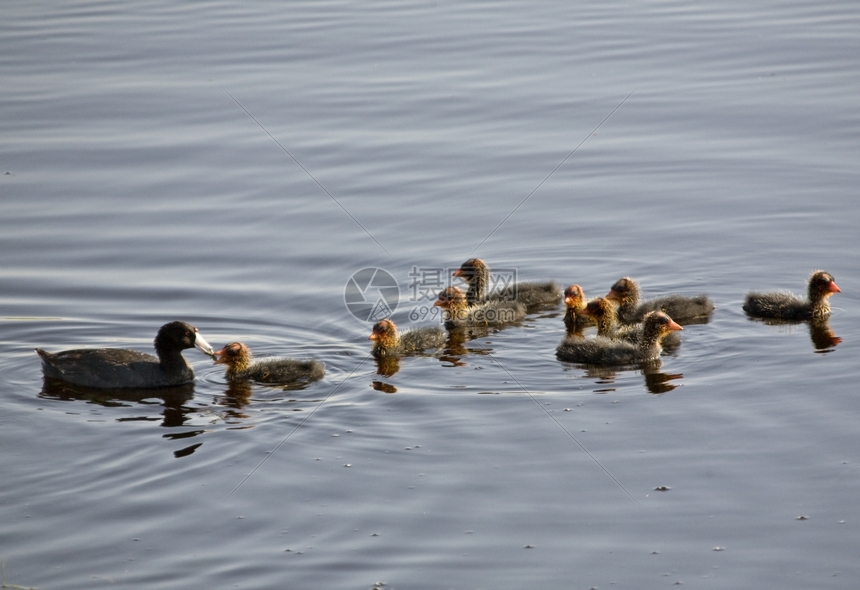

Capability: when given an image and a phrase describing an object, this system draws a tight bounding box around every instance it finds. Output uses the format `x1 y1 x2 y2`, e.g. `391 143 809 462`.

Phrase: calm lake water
2 1 859 588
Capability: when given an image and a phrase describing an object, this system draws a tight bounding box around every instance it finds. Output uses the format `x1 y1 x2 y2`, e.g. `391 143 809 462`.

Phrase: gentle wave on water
1 0 859 588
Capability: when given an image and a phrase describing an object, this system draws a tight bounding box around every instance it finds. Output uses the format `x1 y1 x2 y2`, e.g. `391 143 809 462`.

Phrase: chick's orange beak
829 281 842 293
452 268 463 278
369 332 379 341
668 319 683 331
212 348 228 364
605 290 620 301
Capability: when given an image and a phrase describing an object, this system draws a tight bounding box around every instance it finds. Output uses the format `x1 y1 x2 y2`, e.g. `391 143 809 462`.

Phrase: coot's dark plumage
213 342 325 385
743 270 840 321
556 311 682 365
369 319 446 357
453 258 562 308
35 321 214 389
433 286 525 328
605 276 714 325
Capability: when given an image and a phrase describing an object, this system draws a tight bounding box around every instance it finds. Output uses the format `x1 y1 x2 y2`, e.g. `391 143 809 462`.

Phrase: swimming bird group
36 322 325 389
36 262 840 389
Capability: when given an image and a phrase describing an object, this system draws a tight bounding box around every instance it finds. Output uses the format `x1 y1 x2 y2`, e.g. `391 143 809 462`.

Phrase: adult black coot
36 321 214 389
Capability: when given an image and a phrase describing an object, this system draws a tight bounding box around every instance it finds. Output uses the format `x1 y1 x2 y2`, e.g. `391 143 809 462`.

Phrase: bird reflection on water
742 270 842 352
562 359 684 394
39 377 196 427
744 316 842 352
371 326 491 378
39 378 208 457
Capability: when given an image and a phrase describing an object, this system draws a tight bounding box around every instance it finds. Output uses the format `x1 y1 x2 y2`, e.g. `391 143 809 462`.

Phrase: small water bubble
564 408 571 411
713 547 724 551
654 486 670 492
796 515 809 520
344 463 352 467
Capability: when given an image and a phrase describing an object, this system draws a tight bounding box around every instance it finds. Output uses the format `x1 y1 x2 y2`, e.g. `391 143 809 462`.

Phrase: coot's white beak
194 332 215 357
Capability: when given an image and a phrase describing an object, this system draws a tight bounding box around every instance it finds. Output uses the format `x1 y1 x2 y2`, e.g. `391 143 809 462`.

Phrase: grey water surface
2 1 859 588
